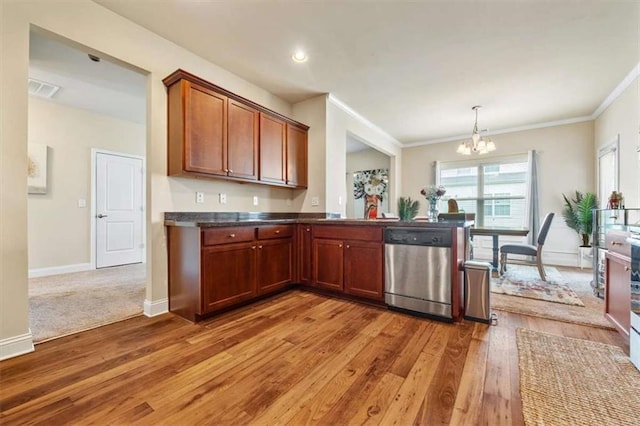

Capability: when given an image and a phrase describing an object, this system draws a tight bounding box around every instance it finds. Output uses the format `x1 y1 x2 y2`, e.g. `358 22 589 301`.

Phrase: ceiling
94 1 639 145
29 31 146 124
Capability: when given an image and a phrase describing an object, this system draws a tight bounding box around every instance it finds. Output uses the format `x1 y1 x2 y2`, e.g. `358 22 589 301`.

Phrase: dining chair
499 212 555 281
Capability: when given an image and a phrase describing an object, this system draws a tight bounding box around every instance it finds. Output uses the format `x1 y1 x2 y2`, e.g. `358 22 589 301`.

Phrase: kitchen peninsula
166 212 472 323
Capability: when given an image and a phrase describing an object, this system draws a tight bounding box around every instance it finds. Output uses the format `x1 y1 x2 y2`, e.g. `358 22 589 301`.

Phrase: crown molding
591 62 640 119
403 115 594 148
327 94 402 147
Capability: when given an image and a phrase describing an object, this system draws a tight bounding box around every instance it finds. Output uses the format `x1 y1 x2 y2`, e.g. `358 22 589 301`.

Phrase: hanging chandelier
456 105 496 155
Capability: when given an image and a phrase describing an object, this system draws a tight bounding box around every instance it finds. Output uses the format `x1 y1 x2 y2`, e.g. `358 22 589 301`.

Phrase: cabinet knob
306 228 310 232
339 244 343 248
228 169 233 173
259 245 263 249
625 266 630 271
275 230 280 234
229 233 236 238
346 244 350 249
252 246 256 250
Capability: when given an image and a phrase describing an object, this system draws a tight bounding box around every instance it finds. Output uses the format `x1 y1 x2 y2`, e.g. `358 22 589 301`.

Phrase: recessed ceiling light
292 50 308 63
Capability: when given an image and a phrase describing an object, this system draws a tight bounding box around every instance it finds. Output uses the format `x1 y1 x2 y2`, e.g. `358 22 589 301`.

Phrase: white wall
346 148 391 218
594 76 640 209
402 121 595 266
325 98 402 216
28 98 145 271
0 0 303 358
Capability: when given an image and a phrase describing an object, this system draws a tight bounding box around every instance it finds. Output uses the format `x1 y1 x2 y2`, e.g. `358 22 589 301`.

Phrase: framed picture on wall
28 143 48 194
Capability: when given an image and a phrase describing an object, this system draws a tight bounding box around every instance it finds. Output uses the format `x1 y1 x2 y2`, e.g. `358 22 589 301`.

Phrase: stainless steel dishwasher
384 227 452 320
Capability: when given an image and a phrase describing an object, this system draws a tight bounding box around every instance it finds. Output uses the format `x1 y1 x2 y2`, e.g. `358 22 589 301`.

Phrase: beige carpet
29 263 146 343
492 265 584 306
492 266 614 329
517 328 640 426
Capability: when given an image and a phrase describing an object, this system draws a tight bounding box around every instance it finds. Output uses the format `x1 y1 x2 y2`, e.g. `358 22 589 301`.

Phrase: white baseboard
28 263 92 278
0 330 34 361
144 298 168 317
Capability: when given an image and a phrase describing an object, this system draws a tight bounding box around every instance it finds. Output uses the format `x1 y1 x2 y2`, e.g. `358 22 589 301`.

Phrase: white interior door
96 152 143 268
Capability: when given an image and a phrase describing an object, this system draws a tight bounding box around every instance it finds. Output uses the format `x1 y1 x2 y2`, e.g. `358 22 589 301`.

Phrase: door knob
97 214 108 218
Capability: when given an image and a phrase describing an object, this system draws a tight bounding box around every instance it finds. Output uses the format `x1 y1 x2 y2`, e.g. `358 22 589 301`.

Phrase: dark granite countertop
164 212 473 228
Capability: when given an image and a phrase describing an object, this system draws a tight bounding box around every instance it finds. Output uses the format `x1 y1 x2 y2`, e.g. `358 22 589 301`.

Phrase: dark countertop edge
164 218 474 228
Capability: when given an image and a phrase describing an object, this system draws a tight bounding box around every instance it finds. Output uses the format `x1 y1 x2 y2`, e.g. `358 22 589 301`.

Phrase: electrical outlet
311 196 320 207
338 196 343 205
196 192 205 203
219 193 227 204
253 196 259 206
78 198 87 208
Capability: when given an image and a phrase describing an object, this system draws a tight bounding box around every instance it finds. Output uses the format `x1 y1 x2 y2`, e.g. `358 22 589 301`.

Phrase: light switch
78 198 87 208
253 196 259 206
338 196 343 205
311 196 320 207
196 192 205 203
219 193 227 204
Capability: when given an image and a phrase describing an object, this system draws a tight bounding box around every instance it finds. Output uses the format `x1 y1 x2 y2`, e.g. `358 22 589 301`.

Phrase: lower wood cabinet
311 225 384 302
257 238 293 294
605 229 632 337
202 242 256 312
297 224 313 284
168 224 294 321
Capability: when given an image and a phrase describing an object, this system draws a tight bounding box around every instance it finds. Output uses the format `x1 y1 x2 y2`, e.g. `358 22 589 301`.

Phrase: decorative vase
364 194 379 219
428 199 439 222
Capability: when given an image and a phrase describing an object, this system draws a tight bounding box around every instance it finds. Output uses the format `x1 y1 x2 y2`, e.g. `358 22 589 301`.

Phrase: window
438 155 528 227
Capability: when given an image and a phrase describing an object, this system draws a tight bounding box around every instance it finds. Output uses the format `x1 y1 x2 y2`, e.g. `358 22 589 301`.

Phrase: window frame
437 154 528 227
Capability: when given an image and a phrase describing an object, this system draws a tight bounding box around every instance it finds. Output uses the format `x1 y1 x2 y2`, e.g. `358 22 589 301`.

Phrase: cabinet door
227 99 259 180
259 114 286 184
286 124 308 188
313 239 344 291
344 240 384 301
257 239 293 295
184 81 227 176
605 253 631 336
202 243 256 313
298 225 313 284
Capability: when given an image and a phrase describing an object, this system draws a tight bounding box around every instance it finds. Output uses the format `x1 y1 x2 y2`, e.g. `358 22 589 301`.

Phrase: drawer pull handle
228 169 233 173
229 233 236 238
625 266 630 271
611 241 622 246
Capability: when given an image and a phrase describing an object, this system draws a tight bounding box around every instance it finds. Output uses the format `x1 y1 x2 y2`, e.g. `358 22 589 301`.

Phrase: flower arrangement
420 185 446 202
353 169 388 201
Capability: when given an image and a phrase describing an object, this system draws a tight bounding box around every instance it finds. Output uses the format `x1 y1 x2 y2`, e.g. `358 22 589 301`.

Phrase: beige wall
0 0 303 354
28 98 145 270
325 99 402 216
346 148 391 218
402 121 595 266
594 77 640 209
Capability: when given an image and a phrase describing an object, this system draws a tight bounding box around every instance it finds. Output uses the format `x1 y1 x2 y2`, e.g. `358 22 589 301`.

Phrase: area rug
516 328 640 426
29 263 146 343
492 265 584 306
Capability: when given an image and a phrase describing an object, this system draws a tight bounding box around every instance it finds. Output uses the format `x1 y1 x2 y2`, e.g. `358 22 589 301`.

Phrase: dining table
470 226 530 270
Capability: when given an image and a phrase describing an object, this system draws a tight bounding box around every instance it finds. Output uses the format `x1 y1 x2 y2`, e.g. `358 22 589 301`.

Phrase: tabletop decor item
397 197 420 221
353 169 388 219
420 185 446 221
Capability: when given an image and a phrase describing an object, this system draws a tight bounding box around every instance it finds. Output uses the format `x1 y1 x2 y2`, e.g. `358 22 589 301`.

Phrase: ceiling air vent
28 78 61 99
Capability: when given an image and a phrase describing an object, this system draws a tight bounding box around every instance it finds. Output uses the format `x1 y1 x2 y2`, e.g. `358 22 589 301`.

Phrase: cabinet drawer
257 224 294 240
606 230 630 257
313 225 382 242
203 227 255 246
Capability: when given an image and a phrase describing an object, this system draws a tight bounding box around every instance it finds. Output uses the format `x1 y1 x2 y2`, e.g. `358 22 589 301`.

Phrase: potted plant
561 191 598 246
397 197 420 221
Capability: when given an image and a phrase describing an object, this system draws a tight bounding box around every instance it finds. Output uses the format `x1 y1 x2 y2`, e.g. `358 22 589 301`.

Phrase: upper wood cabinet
260 113 286 185
164 69 308 188
227 99 259 180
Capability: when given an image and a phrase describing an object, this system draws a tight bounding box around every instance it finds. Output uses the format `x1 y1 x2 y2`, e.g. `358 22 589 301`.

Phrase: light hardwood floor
0 290 627 425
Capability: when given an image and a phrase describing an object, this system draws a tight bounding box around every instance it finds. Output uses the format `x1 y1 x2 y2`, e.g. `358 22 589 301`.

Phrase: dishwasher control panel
384 228 452 247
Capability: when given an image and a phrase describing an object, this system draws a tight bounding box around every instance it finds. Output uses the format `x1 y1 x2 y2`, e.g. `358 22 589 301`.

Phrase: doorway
94 150 145 268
